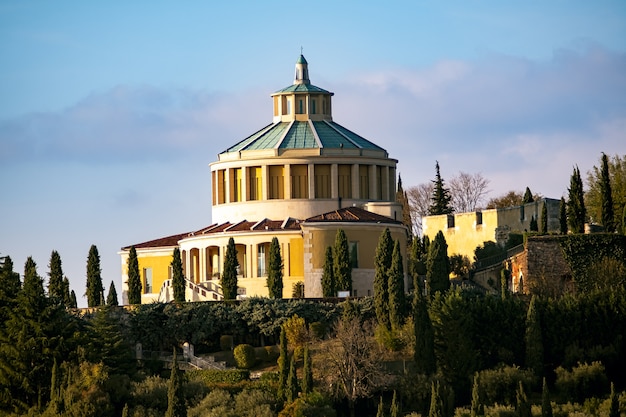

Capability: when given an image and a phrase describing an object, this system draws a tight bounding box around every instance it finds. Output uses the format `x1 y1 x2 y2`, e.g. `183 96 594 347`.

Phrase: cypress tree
286 354 298 403
165 349 186 417
48 250 64 302
600 153 616 232
69 290 77 308
278 327 289 400
413 276 436 375
500 269 509 300
540 201 548 235
267 237 284 299
429 161 453 215
221 237 239 300
426 231 450 296
333 229 352 293
388 240 406 329
522 187 534 204
0 255 21 305
559 197 568 234
525 295 543 377
397 175 413 235
541 377 553 417
470 373 483 417
127 246 142 305
374 228 394 329
609 382 619 417
106 281 118 306
567 165 586 233
171 248 185 303
61 276 71 308
376 396 385 417
428 381 443 417
302 345 313 395
529 215 538 232
516 381 531 417
321 246 336 297
86 244 104 307
390 390 400 417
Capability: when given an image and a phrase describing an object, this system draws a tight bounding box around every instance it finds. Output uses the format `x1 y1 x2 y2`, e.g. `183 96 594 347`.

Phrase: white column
284 164 292 199
262 165 269 201
308 163 315 199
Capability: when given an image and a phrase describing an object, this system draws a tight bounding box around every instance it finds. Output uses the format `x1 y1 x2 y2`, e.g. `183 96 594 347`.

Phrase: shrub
187 369 250 386
234 344 256 369
309 322 326 339
187 389 233 417
555 361 608 403
478 365 535 406
264 345 279 362
255 346 269 363
234 389 276 417
374 323 405 352
130 375 168 411
220 335 234 351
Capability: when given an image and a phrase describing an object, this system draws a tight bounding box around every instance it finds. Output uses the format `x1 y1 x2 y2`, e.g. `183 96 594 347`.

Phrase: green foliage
586 153 625 233
540 201 548 235
286 354 299 403
555 361 608 404
522 187 534 204
428 380 443 417
333 229 352 293
186 369 250 386
233 344 256 369
278 391 336 417
409 236 428 278
48 250 64 303
541 377 553 417
559 197 568 234
267 237 284 299
609 382 619 417
292 281 304 298
449 254 471 278
278 327 289 400
302 346 313 395
0 255 21 304
87 306 136 376
220 335 233 351
413 276 436 375
321 246 335 297
426 231 450 295
429 161 453 215
376 396 385 417
390 390 400 417
516 381 531 417
86 244 104 307
470 374 483 417
283 314 308 355
107 281 119 306
188 388 275 417
474 241 505 264
127 246 142 305
524 295 543 377
374 228 394 330
171 247 185 303
558 233 626 292
388 240 407 329
165 350 187 417
477 365 535 406
567 165 586 234
529 215 538 232
221 238 239 300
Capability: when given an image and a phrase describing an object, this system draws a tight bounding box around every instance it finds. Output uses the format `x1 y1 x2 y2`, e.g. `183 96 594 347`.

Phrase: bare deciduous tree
407 182 434 235
320 318 389 417
449 172 490 213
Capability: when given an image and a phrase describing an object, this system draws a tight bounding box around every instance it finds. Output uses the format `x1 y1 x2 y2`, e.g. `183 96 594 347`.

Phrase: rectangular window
269 166 285 199
311 99 316 114
359 165 369 199
217 170 226 204
290 164 309 199
143 268 153 294
447 214 455 228
257 244 267 277
298 99 304 114
476 211 483 226
231 168 242 202
349 241 359 268
314 164 331 198
338 164 352 198
248 166 261 201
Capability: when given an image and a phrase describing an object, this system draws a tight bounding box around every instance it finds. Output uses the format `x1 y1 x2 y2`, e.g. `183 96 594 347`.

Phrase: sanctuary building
119 55 408 304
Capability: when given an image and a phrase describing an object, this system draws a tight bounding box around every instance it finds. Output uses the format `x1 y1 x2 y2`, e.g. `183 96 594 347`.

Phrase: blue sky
1 1 625 306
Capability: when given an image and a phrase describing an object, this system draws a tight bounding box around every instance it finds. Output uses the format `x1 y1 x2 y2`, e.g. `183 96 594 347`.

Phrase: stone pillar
262 165 269 201
308 163 315 199
382 166 390 201
284 164 292 199
351 164 360 199
331 163 339 199
369 164 377 200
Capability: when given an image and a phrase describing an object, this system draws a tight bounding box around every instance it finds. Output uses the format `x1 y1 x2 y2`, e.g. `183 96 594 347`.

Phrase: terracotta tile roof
304 206 402 224
121 232 190 250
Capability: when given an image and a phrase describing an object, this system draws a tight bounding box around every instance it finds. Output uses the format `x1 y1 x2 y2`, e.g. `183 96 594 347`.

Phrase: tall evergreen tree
600 153 616 232
413 276 436 375
609 382 619 417
0 255 21 304
321 246 336 297
470 373 483 417
106 281 118 306
390 390 400 417
127 246 142 305
302 345 313 395
397 175 414 236
286 354 299 403
267 237 284 299
86 244 104 307
567 165 586 233
429 161 453 215
529 215 538 232
221 238 239 300
333 229 352 293
409 236 427 278
376 396 385 417
388 240 406 329
374 228 394 330
559 197 568 234
69 290 77 308
541 377 553 417
540 201 548 235
171 247 185 303
525 295 543 377
278 327 289 401
522 187 534 204
48 250 64 302
426 231 450 296
516 381 531 417
428 381 443 417
165 350 186 417
61 276 71 308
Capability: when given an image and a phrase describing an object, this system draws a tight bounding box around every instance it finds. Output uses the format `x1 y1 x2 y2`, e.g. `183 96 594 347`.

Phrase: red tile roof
304 206 401 224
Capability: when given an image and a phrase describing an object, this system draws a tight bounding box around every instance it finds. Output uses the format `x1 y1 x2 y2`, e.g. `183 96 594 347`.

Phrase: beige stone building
119 55 408 304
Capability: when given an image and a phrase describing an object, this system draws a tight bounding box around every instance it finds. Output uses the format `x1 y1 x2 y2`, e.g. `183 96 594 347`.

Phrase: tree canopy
428 161 453 215
127 246 142 305
221 237 239 300
86 244 104 307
